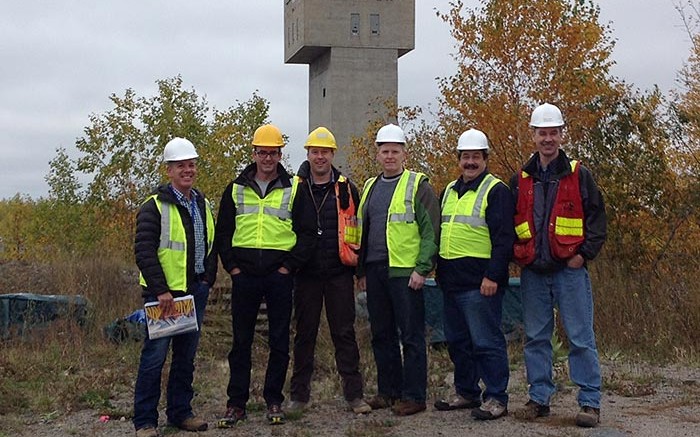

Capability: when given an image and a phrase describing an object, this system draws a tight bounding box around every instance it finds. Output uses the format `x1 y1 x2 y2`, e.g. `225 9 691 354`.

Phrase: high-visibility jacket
139 196 215 291
358 170 426 268
231 178 299 251
336 174 360 266
439 174 501 259
514 160 584 265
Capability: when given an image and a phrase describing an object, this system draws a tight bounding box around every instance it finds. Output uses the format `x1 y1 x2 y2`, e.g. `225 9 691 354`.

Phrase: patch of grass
603 369 660 397
0 258 141 417
79 389 114 410
590 254 700 362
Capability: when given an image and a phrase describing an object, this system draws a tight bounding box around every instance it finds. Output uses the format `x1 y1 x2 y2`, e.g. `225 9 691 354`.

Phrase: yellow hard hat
252 124 284 147
304 127 337 150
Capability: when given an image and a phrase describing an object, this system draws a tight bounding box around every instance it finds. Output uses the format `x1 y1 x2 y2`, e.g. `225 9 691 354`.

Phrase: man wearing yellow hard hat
215 124 315 427
287 127 371 415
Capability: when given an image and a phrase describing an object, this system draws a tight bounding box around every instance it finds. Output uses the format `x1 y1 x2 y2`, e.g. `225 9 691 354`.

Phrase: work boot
366 394 395 410
513 399 550 420
174 415 207 432
135 426 159 437
434 394 481 411
347 398 372 414
575 406 600 428
286 400 308 413
217 406 247 428
267 404 286 425
471 398 507 420
392 399 426 416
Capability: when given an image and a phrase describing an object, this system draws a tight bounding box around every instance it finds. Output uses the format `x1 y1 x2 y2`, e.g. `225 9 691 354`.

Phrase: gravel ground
6 362 699 437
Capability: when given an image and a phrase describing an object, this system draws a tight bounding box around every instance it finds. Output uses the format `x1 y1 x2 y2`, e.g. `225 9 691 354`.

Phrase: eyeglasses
255 150 281 158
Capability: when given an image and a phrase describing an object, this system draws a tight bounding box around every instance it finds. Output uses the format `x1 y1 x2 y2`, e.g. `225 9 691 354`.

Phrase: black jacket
215 162 316 276
134 184 218 298
295 161 360 278
509 150 607 272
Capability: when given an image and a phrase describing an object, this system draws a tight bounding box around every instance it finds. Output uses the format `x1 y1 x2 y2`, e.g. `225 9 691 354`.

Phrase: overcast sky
0 0 691 200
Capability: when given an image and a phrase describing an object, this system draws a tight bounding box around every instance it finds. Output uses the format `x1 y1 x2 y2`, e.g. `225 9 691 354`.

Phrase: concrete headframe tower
284 0 415 172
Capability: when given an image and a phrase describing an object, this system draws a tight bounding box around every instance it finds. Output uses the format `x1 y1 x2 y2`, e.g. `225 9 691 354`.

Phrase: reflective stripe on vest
513 160 584 265
139 196 215 291
358 170 425 268
439 174 501 259
231 179 298 251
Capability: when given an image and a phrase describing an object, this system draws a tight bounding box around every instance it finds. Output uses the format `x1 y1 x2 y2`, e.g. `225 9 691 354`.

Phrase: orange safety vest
513 160 584 265
336 175 359 266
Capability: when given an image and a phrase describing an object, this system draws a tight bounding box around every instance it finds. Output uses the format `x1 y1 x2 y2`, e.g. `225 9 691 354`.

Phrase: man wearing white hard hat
434 129 514 420
133 137 218 436
356 123 440 416
511 103 606 428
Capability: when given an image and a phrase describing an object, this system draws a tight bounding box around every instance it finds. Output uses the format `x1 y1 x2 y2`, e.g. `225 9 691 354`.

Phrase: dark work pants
226 270 293 409
365 262 427 403
290 270 364 402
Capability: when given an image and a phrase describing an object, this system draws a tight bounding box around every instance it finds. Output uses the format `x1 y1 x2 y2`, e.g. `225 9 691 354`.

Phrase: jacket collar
522 150 573 180
234 162 293 188
296 160 341 184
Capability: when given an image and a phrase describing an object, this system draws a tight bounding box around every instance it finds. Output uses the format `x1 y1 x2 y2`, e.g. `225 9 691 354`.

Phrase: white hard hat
530 103 565 128
375 123 406 144
163 137 198 162
457 129 489 152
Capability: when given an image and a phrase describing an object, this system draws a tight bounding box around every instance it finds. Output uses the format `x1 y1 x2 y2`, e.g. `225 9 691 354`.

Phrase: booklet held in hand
144 295 198 339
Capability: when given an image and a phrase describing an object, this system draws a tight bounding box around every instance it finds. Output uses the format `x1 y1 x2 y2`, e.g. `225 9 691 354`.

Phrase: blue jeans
365 262 427 403
226 270 293 408
442 287 509 405
133 281 210 430
520 266 601 409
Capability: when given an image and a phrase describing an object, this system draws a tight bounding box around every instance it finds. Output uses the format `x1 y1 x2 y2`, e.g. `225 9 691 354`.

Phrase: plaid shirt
170 185 206 274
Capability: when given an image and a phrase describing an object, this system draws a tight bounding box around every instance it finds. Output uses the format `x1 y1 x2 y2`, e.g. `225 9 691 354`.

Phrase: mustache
463 164 480 170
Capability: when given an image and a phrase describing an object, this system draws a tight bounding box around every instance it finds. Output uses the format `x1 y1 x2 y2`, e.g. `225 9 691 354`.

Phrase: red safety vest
513 160 584 266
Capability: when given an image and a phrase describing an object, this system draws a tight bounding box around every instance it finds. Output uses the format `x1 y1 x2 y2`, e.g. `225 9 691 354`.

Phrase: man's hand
357 276 366 292
278 266 290 275
157 291 175 318
408 271 426 291
230 267 241 276
480 277 498 296
567 254 585 269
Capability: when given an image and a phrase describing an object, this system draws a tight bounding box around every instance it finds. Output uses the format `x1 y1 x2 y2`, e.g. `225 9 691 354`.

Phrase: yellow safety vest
231 178 299 251
358 170 425 268
439 174 501 259
139 196 215 291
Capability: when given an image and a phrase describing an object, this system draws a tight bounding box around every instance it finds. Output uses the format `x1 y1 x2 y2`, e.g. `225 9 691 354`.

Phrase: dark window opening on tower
370 14 380 35
323 88 326 98
351 13 360 35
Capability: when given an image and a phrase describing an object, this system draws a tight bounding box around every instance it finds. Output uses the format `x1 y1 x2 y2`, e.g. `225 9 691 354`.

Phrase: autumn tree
0 195 36 260
434 0 621 178
43 76 271 260
661 2 700 272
